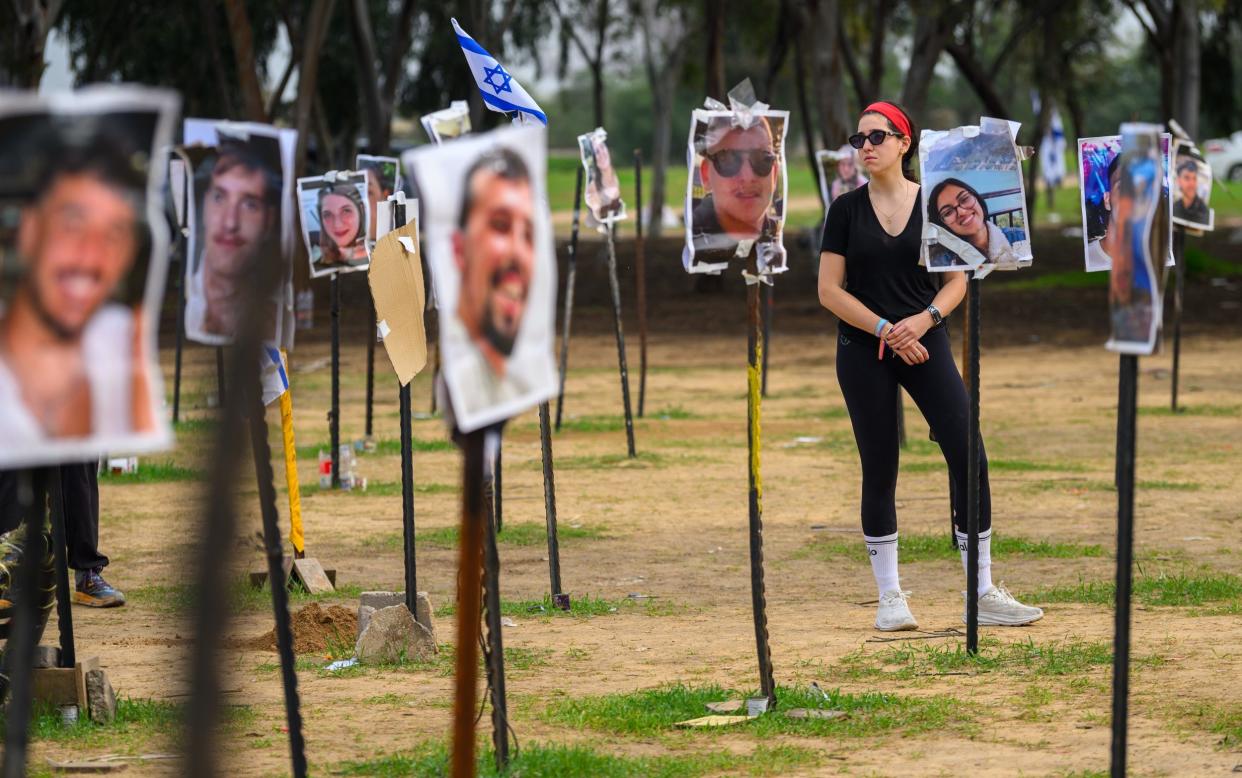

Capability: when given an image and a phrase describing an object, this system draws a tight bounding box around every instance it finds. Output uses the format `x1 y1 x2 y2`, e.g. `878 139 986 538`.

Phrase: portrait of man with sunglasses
686 113 786 272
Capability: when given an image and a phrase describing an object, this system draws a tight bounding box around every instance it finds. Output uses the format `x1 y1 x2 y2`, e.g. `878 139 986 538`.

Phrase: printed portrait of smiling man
186 138 280 342
452 147 535 385
691 115 782 264
0 140 155 443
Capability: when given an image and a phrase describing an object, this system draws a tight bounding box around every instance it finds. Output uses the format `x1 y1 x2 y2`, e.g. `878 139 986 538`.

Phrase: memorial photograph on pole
355 154 401 251
420 101 472 145
1078 133 1174 273
0 87 177 467
297 172 372 278
1171 139 1215 231
403 125 558 433
918 117 1032 273
1106 124 1167 356
577 127 627 225
682 105 789 276
815 144 868 210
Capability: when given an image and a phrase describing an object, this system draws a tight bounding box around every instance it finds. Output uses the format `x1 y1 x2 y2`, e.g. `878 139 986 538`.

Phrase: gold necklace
870 183 914 229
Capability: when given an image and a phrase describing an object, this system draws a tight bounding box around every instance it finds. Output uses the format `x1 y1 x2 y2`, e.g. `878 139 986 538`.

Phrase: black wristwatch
926 304 943 326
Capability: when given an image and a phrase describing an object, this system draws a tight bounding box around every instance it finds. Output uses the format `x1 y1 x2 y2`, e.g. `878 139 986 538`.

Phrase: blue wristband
873 318 889 337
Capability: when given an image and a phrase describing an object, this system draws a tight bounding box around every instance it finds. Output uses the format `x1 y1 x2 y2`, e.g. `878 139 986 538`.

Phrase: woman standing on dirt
816 101 1043 632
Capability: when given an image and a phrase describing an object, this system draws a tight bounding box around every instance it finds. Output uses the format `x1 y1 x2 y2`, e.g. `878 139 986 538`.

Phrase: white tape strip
377 319 391 339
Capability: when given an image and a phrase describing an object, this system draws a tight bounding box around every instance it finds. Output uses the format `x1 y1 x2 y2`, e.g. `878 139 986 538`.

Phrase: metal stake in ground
605 223 637 457
538 401 564 598
1110 354 1139 777
249 392 308 777
761 283 772 397
216 346 226 408
965 274 982 655
482 460 511 771
173 169 189 424
366 295 377 439
1170 228 1186 413
555 166 584 431
48 467 75 668
634 149 649 417
1 469 48 778
330 272 342 488
451 431 487 778
745 254 776 706
399 380 418 616
493 446 503 534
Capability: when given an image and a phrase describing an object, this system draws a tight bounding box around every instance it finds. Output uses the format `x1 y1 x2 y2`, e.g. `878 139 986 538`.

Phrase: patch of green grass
1172 700 1242 748
325 480 458 498
335 740 820 778
787 406 849 421
435 594 678 620
1185 245 1242 278
794 532 1104 564
296 437 454 460
834 637 1151 682
1139 404 1240 417
531 451 671 470
386 521 605 551
904 458 1086 474
1022 478 1201 493
545 683 968 739
98 460 202 484
1027 568 1242 607
173 417 218 434
14 697 181 748
648 405 698 420
557 414 629 432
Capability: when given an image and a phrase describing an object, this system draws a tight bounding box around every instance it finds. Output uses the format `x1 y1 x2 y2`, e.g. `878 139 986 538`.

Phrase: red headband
863 102 911 138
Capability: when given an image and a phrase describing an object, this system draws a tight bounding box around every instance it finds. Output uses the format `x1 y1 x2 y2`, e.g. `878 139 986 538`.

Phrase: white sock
956 528 994 597
864 532 900 596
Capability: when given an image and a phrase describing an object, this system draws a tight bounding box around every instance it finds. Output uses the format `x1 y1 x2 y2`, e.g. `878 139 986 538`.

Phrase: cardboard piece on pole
368 207 428 387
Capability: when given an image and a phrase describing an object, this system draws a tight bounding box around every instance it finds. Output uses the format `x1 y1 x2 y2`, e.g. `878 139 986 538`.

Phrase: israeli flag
451 18 547 126
261 346 290 406
1041 107 1067 188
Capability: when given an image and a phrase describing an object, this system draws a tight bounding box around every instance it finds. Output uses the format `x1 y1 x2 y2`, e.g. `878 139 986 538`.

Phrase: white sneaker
875 590 918 631
964 583 1044 626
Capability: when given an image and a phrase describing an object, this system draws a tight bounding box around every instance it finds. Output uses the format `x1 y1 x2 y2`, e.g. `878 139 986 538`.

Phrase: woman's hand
885 312 932 351
894 340 929 365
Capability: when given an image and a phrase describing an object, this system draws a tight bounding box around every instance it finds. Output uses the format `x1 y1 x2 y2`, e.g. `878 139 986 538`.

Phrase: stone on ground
355 604 436 665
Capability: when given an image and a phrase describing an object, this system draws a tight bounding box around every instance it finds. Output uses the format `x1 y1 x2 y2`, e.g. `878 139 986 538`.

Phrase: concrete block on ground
355 604 436 665
359 591 404 610
357 604 376 638
85 669 116 724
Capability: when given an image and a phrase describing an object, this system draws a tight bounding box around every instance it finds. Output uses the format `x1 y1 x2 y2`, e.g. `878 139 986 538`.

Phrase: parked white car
1204 131 1242 182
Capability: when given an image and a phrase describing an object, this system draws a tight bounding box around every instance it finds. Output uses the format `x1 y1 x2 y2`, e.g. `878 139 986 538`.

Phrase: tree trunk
349 0 387 151
900 6 957 119
1172 0 1200 138
804 0 850 152
794 29 823 204
865 0 891 100
593 0 610 128
293 0 337 176
944 42 1011 119
704 0 726 100
6 0 64 87
222 0 267 121
196 0 237 119
762 0 793 101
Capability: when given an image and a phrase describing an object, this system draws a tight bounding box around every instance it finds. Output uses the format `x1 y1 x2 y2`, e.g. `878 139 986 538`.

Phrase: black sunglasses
847 129 904 150
706 149 778 177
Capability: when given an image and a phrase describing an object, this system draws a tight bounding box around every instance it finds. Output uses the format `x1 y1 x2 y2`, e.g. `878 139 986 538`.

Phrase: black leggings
836 325 990 538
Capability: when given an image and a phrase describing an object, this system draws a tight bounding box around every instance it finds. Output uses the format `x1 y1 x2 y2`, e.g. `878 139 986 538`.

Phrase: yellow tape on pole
280 350 305 556
748 350 763 503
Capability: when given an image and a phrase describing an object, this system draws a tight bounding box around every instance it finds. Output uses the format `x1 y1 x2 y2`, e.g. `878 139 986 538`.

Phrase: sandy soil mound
243 602 357 654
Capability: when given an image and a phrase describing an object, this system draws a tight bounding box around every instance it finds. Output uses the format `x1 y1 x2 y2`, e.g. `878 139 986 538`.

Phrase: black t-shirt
819 183 941 338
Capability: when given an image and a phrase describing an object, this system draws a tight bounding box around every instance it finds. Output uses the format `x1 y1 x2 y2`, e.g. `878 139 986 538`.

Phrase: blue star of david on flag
451 18 547 126
483 63 513 95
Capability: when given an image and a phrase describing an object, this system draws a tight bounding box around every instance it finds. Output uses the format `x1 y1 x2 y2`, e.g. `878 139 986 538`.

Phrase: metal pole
1170 228 1186 413
482 478 510 771
366 295 377 438
330 272 341 488
216 347 226 408
493 445 503 534
400 381 417 613
249 397 308 777
451 431 486 778
745 254 776 706
761 283 772 397
538 401 563 597
634 149 649 417
48 467 75 668
1110 354 1139 777
555 166 584 431
965 275 981 655
173 170 189 424
605 225 637 457
1 469 46 778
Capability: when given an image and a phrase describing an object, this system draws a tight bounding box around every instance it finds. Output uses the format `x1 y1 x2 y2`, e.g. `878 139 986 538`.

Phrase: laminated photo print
297 171 371 278
1171 139 1214 231
919 117 1032 274
356 154 401 253
421 101 472 145
0 87 178 467
1106 123 1167 355
1079 133 1174 272
401 125 557 433
577 127 627 227
683 108 790 276
183 122 290 347
815 145 867 211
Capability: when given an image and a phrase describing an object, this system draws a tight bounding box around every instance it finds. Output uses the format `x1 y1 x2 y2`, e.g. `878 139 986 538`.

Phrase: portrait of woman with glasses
816 100 1043 634
926 177 1026 269
683 111 788 274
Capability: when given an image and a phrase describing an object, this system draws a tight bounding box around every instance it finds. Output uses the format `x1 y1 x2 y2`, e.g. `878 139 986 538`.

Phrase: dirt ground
25 279 1242 775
